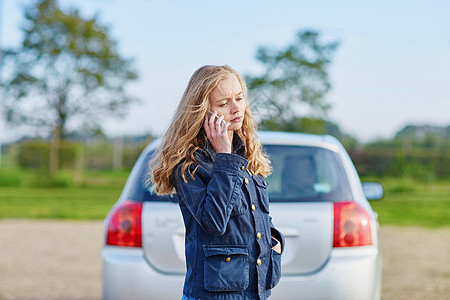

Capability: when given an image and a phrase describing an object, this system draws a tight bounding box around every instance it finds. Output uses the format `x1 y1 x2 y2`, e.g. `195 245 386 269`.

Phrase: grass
0 167 128 219
0 167 449 226
366 177 450 228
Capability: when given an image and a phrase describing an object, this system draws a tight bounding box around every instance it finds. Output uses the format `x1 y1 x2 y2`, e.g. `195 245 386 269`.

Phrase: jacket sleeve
173 153 248 236
270 216 285 254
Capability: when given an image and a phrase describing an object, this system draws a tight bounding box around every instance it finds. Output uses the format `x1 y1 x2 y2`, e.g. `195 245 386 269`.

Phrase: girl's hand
204 111 231 153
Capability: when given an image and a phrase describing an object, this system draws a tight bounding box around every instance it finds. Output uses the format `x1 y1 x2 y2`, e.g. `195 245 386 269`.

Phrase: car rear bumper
102 245 382 300
102 246 184 300
271 246 383 300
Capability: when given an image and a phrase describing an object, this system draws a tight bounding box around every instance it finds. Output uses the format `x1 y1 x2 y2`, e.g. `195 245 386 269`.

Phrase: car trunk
141 201 333 275
269 201 333 275
142 202 186 274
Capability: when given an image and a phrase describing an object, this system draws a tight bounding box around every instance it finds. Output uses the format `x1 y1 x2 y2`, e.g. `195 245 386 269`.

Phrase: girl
151 65 284 300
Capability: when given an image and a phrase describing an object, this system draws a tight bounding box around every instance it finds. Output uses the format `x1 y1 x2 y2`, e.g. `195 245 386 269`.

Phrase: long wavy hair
150 65 271 196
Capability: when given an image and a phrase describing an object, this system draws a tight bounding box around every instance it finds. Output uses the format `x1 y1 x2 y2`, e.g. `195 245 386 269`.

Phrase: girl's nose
230 99 240 113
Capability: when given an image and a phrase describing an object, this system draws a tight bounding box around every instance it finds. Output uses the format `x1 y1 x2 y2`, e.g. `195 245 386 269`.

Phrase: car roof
257 131 342 153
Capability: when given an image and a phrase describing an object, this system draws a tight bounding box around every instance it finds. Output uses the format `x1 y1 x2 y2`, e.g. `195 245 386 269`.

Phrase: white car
102 131 383 300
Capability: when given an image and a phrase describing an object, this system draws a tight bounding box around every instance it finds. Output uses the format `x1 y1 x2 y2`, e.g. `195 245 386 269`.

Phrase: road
0 220 449 299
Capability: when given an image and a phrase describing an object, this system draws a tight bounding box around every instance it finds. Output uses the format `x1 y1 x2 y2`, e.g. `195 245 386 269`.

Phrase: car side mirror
361 182 384 200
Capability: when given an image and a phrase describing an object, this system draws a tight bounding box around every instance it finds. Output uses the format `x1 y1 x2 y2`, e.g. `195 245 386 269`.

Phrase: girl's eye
236 97 244 101
219 102 227 107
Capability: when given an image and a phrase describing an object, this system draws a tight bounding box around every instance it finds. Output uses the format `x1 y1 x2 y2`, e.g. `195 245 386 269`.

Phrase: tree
1 0 138 173
247 30 339 131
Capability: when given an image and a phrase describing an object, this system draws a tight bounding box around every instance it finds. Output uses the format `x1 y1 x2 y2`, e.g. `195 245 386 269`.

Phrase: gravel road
0 220 449 300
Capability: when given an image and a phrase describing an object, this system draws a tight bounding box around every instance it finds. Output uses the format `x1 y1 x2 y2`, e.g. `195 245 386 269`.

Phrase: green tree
1 0 138 173
247 30 339 132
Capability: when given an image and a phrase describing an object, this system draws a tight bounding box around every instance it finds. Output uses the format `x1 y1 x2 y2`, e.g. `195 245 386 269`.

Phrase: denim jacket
173 134 285 300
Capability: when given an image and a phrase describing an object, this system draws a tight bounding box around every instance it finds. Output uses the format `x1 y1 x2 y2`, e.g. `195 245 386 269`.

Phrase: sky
1 0 449 143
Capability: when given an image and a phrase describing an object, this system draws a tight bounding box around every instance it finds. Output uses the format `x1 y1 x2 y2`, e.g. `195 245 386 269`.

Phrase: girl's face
209 75 246 131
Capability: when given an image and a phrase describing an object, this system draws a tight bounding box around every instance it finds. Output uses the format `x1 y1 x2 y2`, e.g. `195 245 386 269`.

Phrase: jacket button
263 181 267 186
244 178 249 185
256 232 261 239
256 258 262 266
240 166 245 171
225 257 231 262
247 169 252 175
251 204 256 211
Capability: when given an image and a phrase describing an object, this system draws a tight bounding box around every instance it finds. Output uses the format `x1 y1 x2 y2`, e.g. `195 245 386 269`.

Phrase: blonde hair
150 65 271 195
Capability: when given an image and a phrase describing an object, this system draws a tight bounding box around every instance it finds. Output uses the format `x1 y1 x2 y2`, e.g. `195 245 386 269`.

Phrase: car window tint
264 145 353 202
128 150 178 202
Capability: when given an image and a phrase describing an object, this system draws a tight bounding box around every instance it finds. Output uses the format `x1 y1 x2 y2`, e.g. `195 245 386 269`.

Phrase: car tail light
333 201 372 247
106 200 142 247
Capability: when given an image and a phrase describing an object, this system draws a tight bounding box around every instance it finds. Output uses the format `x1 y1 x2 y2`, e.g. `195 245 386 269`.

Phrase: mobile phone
207 110 227 125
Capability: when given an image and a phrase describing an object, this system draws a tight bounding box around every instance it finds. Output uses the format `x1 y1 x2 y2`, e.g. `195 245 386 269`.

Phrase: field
0 168 127 219
367 177 450 227
0 168 449 227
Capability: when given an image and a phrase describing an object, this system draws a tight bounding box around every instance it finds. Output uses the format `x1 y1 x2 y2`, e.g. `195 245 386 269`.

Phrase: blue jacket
173 134 285 300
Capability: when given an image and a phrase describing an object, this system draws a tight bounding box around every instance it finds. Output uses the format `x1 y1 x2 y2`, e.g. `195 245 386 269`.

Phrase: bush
14 140 48 168
349 148 448 180
388 154 435 181
122 143 147 168
13 139 82 169
82 140 147 169
83 142 113 169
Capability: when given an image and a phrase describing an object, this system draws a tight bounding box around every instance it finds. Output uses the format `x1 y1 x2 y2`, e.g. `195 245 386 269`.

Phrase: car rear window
127 151 179 202
263 145 353 202
129 145 353 203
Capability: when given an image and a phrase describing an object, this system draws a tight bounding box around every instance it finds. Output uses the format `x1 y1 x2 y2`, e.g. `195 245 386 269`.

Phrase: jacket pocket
266 249 282 289
253 176 270 213
203 245 249 292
